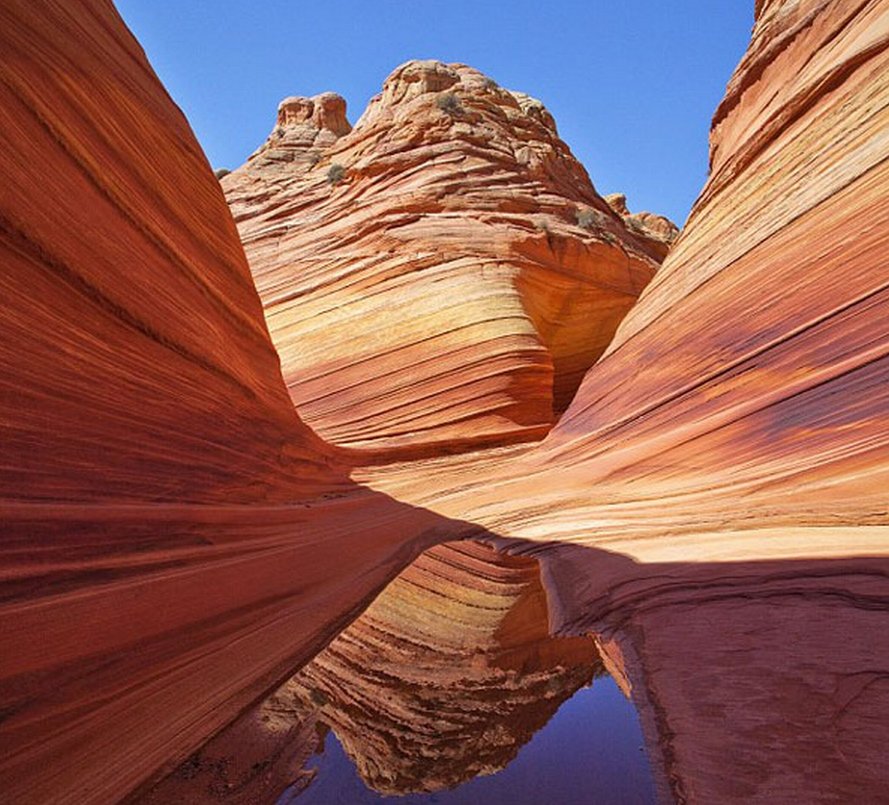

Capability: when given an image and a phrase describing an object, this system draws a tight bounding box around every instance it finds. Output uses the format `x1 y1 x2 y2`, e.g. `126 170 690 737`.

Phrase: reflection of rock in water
264 540 602 795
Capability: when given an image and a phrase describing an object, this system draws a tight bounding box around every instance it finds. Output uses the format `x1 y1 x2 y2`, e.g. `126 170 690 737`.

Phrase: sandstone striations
0 3 466 803
2 0 889 803
353 0 889 801
224 60 674 458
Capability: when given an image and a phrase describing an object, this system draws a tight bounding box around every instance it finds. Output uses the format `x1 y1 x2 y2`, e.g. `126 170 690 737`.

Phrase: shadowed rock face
224 60 676 459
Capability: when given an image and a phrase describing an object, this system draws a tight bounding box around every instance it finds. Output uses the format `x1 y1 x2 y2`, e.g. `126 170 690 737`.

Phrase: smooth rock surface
0 4 465 803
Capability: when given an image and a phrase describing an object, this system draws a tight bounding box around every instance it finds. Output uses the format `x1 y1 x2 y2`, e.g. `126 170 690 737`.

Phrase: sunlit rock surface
354 0 889 801
223 60 674 459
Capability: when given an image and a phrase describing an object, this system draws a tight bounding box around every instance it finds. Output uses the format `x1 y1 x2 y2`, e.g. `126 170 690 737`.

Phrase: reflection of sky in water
280 677 656 805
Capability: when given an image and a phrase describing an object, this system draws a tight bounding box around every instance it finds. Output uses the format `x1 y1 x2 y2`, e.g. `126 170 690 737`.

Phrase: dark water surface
279 676 656 805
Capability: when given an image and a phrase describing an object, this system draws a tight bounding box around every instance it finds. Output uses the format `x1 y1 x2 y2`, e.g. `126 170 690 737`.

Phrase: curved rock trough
1 0 888 803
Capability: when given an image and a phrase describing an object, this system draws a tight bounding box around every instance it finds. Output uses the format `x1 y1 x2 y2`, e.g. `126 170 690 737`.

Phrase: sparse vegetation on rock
436 92 462 115
327 163 346 185
575 207 606 230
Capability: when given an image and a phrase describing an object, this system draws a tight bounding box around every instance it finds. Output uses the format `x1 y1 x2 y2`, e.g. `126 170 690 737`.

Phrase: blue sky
115 1 753 226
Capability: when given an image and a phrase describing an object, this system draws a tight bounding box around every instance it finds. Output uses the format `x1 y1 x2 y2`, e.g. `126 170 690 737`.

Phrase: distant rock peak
225 58 678 458
379 59 462 104
604 192 679 258
353 60 561 138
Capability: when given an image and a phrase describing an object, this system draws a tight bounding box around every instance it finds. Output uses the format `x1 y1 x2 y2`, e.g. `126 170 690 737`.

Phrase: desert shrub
436 92 462 115
625 216 647 234
327 163 346 185
576 207 606 229
214 168 230 179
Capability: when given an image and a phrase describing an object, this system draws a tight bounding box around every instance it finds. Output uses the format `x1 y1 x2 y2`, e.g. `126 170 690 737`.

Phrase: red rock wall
0 0 339 507
0 4 452 803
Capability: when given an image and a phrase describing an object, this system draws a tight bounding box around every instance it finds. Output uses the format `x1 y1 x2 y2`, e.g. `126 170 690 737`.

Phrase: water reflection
140 541 657 803
287 678 655 804
267 541 655 803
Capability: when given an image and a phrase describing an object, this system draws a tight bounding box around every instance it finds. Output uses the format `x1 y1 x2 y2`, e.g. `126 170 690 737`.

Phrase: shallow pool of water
279 673 656 804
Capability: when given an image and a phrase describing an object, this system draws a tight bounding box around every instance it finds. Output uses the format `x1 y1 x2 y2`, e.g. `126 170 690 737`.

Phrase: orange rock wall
531 0 889 527
0 0 338 507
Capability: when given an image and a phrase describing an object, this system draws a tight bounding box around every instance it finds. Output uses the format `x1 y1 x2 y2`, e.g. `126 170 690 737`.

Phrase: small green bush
214 168 231 179
436 92 462 115
327 163 346 185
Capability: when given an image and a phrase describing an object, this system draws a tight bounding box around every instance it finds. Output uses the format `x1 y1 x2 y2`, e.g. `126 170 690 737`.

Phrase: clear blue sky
115 1 753 226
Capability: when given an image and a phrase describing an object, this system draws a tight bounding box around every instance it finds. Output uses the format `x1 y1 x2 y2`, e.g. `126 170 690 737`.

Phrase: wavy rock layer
224 61 675 458
354 1 889 801
3 1 888 803
0 2 338 506
0 4 460 803
362 0 889 549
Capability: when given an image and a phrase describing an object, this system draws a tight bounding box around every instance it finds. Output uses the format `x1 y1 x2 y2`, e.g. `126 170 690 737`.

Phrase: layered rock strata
0 4 465 803
2 0 889 803
224 61 675 458
354 1 889 801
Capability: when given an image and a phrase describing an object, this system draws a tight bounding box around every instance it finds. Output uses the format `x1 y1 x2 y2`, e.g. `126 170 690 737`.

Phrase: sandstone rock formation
352 1 889 801
224 61 675 458
2 0 888 803
0 4 466 803
604 192 679 260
